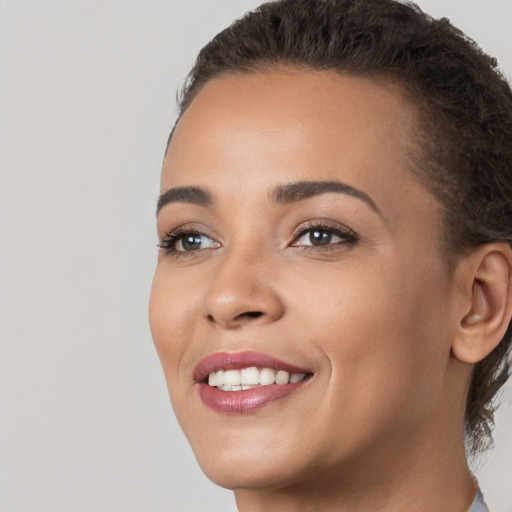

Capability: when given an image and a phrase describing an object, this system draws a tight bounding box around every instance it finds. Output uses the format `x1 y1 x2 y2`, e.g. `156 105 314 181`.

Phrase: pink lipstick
194 350 312 414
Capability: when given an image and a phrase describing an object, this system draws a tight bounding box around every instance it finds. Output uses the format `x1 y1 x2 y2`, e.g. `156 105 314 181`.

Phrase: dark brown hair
169 0 512 453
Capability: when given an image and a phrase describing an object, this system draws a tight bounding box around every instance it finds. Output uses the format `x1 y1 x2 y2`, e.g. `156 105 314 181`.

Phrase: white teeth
224 369 241 386
208 367 308 390
275 370 290 385
208 370 224 387
290 373 306 384
241 367 260 385
259 368 276 386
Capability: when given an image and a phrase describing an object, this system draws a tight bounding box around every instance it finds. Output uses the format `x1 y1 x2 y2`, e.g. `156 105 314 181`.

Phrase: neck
234 421 476 512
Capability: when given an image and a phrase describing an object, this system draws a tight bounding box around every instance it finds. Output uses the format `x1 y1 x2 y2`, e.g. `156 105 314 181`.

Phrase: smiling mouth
194 351 313 413
207 367 309 391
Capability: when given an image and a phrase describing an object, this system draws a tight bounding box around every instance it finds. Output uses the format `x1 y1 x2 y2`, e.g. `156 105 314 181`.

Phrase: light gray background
1 1 511 511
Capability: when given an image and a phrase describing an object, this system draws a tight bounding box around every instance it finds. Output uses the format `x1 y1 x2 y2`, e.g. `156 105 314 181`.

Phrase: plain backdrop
1 1 511 511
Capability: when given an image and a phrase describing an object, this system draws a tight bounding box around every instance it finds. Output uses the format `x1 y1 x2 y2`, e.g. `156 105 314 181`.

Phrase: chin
203 465 281 491
190 434 307 491
199 457 302 492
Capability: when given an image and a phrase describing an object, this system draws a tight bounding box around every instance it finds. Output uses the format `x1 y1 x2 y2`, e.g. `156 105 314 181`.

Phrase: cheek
148 264 199 385
291 254 451 432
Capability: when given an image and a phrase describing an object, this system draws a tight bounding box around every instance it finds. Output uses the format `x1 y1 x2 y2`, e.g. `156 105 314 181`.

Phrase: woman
149 0 512 510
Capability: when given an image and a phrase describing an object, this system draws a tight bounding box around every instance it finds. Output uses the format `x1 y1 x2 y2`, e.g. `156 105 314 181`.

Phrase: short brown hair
169 0 512 453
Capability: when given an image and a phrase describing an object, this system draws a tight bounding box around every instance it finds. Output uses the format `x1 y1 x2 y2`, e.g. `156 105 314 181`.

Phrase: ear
452 243 512 364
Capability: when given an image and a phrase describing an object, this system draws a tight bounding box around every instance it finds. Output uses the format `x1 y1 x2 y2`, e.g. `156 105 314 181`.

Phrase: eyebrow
272 180 381 214
156 186 213 214
156 180 380 216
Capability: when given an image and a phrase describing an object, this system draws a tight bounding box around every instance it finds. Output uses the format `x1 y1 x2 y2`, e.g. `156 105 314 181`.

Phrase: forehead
162 70 436 225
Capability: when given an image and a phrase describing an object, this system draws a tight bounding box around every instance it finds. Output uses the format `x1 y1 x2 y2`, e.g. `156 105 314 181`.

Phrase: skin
149 69 512 511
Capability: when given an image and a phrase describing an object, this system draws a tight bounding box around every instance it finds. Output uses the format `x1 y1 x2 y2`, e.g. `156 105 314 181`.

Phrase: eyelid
289 219 359 247
157 224 221 255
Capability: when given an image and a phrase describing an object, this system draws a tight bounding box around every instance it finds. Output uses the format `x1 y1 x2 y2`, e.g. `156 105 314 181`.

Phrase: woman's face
149 70 463 490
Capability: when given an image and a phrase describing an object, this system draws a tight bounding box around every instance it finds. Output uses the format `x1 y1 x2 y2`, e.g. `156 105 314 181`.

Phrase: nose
202 246 285 329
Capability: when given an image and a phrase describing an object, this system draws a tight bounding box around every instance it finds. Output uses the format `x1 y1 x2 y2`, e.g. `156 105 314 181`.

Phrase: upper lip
193 350 312 383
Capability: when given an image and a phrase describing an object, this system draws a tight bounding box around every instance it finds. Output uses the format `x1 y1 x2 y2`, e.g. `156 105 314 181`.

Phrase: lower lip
196 381 307 414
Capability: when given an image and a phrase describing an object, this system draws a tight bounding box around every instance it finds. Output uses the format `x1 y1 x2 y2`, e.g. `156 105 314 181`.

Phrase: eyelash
290 220 359 251
157 221 359 257
157 228 217 256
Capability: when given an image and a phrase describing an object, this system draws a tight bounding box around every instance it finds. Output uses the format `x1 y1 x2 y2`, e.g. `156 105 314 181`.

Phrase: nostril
205 310 266 325
236 311 263 320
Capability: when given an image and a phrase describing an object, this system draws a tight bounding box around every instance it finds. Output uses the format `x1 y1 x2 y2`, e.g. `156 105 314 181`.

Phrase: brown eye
293 228 344 247
308 230 334 245
175 233 220 252
158 231 221 254
179 234 203 251
290 221 359 250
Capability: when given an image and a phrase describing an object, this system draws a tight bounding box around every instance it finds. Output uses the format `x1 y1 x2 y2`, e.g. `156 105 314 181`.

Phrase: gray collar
468 488 489 512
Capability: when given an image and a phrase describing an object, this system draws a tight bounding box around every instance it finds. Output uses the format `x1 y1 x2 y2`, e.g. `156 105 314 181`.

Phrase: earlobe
452 244 512 364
